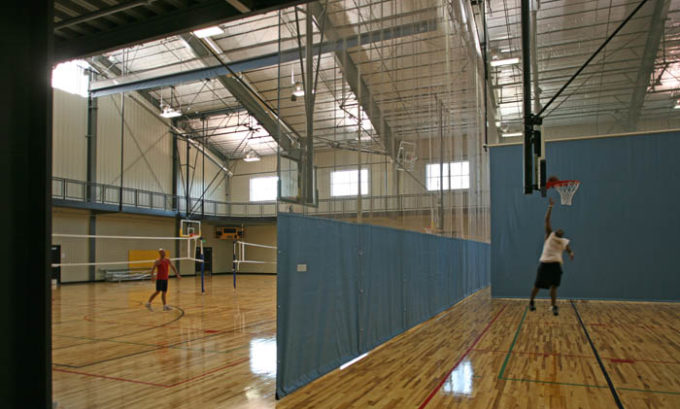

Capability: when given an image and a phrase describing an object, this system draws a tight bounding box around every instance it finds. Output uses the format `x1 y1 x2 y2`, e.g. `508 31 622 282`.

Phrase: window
331 169 369 197
52 60 90 97
426 161 470 191
249 176 278 202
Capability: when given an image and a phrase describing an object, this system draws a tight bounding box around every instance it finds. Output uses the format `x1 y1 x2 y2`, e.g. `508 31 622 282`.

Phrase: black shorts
534 262 563 289
155 279 168 292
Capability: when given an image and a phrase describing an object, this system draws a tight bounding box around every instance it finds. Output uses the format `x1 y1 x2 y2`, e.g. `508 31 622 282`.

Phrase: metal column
0 0 52 405
521 0 533 194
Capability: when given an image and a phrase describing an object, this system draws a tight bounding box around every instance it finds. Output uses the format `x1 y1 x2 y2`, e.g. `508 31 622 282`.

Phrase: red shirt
156 258 170 280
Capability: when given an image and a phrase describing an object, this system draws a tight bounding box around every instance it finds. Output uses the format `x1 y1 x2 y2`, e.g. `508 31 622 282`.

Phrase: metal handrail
51 177 486 219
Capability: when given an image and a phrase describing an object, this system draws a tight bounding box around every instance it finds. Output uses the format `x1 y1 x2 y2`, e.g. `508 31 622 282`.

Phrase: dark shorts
534 262 563 289
155 279 168 292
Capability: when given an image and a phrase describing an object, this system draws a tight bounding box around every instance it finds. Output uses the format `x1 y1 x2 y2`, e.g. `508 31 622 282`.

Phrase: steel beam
627 0 670 130
89 55 230 164
89 18 438 98
178 33 302 160
55 0 159 30
308 2 401 160
54 0 310 61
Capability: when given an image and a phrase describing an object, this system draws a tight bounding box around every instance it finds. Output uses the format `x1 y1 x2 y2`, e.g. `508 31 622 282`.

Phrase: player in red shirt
145 249 180 311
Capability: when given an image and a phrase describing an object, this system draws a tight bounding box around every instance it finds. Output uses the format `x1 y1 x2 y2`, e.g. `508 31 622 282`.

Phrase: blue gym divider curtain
276 213 489 398
490 131 680 301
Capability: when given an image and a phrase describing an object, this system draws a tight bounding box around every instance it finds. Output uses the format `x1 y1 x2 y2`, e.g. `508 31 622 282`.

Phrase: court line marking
166 357 250 387
52 316 275 367
502 377 607 389
472 348 680 365
497 305 528 379
572 300 625 409
51 305 188 351
417 304 507 409
619 387 680 396
54 333 250 355
53 330 227 368
53 368 169 387
53 357 250 388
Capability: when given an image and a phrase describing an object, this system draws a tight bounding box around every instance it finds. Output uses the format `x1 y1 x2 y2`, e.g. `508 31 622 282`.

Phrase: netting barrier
231 240 277 289
51 233 204 284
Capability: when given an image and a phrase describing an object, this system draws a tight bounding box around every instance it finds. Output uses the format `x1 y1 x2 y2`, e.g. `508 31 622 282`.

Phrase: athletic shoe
144 303 152 311
163 305 171 311
552 305 559 316
529 302 536 311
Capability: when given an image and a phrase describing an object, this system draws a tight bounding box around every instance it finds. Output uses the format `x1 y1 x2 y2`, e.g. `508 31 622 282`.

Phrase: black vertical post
171 126 181 275
202 117 206 218
482 0 489 150
119 93 125 210
86 77 98 281
89 213 96 281
86 84 98 202
304 5 315 205
521 0 533 194
171 126 178 212
185 140 190 218
439 101 444 233
0 1 52 407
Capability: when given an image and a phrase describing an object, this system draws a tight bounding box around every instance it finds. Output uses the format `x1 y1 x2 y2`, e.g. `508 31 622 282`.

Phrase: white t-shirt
539 232 570 264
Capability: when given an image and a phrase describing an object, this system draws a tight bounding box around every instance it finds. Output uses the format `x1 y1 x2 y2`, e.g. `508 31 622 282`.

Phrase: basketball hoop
546 179 580 206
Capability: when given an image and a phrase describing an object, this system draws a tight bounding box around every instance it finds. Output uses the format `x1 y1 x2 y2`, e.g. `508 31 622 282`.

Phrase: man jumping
145 248 181 311
529 197 574 316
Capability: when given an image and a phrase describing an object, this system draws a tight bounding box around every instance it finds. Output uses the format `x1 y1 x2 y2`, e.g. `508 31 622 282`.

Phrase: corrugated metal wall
52 89 88 180
97 94 172 193
176 138 228 202
229 156 277 202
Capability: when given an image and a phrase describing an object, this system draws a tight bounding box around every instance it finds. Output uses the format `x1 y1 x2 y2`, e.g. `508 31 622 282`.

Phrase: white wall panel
177 138 229 206
52 89 88 180
51 208 89 282
96 95 123 187
229 156 277 203
97 95 172 193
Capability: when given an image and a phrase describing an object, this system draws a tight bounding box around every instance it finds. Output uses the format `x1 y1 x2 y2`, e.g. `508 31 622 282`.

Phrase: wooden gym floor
52 275 680 408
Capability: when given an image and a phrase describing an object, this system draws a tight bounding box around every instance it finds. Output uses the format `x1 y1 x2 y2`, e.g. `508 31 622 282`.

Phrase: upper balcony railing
51 177 482 219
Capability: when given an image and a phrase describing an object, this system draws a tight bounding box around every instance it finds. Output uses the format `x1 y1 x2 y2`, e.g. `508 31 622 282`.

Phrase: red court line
82 314 222 334
166 357 250 387
53 368 169 388
471 348 680 365
53 357 250 388
418 305 507 409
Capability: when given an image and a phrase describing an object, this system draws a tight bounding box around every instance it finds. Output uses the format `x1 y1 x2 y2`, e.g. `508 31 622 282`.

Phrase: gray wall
490 131 680 301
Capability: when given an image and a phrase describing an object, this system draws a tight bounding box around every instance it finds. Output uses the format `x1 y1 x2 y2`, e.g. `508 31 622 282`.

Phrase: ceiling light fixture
292 81 304 97
501 132 523 138
193 26 224 38
159 87 182 118
243 150 261 162
160 105 182 118
674 100 680 110
490 57 520 67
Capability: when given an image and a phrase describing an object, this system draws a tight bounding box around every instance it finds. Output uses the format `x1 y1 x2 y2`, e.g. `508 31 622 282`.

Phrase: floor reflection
249 337 276 379
442 360 474 396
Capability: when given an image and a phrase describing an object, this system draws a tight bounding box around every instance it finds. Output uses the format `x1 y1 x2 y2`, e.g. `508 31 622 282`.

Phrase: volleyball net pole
232 240 277 289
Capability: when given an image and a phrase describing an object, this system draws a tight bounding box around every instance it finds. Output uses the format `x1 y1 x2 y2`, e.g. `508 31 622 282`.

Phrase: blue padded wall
276 214 489 397
490 131 680 301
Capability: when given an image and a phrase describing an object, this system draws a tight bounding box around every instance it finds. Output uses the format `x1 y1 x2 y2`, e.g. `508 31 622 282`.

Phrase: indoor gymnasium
1 0 679 408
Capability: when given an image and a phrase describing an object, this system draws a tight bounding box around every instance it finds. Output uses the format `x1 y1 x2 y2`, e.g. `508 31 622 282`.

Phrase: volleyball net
51 220 205 284
231 240 277 288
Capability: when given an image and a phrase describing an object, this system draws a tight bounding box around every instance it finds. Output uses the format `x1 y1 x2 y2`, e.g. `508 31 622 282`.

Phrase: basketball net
547 180 580 206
